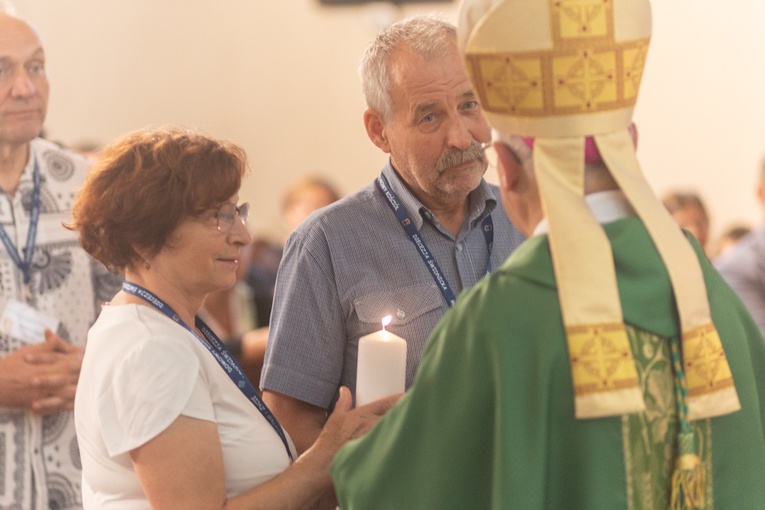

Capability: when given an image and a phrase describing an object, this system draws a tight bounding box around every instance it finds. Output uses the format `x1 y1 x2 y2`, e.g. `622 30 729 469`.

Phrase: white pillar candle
356 315 407 407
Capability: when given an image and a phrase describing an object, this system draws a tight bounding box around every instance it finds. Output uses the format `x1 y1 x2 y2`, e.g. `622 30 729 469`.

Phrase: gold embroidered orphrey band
567 322 640 397
464 37 649 118
683 323 736 399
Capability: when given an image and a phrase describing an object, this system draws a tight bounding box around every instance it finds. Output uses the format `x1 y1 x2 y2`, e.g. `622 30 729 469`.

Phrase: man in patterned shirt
0 9 117 510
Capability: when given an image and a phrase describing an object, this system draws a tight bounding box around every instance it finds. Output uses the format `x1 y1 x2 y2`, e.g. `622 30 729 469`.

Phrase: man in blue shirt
261 14 524 455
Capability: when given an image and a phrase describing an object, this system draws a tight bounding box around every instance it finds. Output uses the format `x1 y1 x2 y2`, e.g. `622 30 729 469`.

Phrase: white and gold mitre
458 0 740 421
458 0 650 137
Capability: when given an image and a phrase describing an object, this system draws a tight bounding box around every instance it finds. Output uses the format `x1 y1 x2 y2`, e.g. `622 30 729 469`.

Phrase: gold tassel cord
670 451 706 510
669 336 707 510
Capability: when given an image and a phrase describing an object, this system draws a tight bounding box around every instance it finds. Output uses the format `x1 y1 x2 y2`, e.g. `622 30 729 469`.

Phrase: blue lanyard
0 155 41 285
121 281 294 464
376 172 494 307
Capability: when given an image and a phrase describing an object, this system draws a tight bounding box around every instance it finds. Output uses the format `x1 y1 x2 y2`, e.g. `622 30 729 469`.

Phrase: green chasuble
331 218 765 509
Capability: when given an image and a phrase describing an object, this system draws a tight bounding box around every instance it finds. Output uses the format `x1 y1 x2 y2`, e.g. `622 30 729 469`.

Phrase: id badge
0 298 60 344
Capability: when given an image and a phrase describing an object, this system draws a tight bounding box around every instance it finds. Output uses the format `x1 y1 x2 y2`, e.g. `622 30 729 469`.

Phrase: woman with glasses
68 127 397 509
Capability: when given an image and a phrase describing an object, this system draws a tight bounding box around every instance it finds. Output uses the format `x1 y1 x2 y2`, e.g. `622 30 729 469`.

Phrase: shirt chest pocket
353 284 443 333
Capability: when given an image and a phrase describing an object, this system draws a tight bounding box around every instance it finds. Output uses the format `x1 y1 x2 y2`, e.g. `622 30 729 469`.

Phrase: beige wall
11 0 765 245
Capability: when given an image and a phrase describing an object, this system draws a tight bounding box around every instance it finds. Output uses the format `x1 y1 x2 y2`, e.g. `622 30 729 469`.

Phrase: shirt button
456 243 464 251
396 309 406 319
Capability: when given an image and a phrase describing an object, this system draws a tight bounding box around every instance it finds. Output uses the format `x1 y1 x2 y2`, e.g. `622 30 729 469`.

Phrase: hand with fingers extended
260 387 401 510
328 387 401 449
0 329 84 415
309 387 401 469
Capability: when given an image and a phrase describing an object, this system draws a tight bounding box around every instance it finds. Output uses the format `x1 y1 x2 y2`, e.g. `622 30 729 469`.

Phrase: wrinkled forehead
388 47 472 110
0 14 44 58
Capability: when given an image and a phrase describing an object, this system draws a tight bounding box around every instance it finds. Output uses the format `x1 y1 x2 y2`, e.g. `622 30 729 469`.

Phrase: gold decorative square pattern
552 0 614 41
683 324 736 397
476 56 545 114
567 323 640 395
465 36 649 118
553 49 617 111
622 42 649 101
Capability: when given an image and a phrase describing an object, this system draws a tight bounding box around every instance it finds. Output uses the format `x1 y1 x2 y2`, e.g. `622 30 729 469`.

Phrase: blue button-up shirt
261 162 525 408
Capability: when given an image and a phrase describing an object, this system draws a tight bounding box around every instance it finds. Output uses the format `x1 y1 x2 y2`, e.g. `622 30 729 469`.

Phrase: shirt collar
532 190 637 236
381 160 497 232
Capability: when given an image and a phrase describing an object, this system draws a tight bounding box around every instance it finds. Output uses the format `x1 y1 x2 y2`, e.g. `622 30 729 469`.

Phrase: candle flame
381 315 392 330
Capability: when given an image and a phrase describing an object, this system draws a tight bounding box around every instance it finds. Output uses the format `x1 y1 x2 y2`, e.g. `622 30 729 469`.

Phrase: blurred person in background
662 190 710 254
247 176 340 330
717 155 765 337
712 223 750 260
206 176 342 386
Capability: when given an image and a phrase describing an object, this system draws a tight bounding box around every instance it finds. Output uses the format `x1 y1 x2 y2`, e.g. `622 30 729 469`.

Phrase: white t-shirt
74 304 295 509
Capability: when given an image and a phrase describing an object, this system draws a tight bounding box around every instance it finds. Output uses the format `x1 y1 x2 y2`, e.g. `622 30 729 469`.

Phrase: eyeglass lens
217 203 249 232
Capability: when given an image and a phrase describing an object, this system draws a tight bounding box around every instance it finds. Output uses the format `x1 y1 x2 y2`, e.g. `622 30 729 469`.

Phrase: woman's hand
316 387 401 454
129 388 401 510
283 388 400 510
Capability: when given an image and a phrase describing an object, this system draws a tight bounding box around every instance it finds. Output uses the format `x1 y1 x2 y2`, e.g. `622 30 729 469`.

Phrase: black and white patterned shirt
0 138 119 510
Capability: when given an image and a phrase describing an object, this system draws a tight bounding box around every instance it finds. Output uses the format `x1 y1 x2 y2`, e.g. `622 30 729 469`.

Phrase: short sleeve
97 334 213 456
262 230 347 408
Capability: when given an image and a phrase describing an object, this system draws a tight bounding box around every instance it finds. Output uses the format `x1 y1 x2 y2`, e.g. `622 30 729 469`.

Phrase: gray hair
359 14 457 122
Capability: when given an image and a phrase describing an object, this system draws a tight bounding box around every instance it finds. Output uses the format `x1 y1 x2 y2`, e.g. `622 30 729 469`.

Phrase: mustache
435 142 486 172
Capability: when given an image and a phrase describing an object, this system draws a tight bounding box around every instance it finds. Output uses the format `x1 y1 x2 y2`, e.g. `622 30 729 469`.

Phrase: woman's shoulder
89 304 203 367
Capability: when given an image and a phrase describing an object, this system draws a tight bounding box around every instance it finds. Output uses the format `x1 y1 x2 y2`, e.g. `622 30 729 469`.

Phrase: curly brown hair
68 127 248 273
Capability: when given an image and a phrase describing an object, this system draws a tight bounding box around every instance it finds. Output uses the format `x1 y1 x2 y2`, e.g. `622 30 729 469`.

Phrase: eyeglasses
213 202 249 233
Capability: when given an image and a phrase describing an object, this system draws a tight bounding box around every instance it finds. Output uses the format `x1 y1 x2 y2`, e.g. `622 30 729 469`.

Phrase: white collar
532 190 637 236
